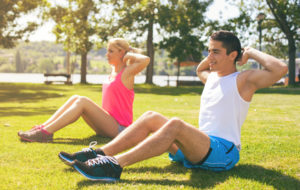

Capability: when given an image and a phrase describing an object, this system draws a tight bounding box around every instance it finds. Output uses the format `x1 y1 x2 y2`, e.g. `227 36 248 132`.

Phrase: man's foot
18 128 53 142
18 125 44 136
58 141 105 166
73 155 123 181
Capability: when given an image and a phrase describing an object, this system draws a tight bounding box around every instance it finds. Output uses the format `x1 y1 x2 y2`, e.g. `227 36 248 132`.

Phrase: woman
18 38 150 142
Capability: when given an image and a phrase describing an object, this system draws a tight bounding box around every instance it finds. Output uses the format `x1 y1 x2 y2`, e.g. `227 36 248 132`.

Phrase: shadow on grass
0 106 57 117
134 84 204 96
134 85 300 96
76 164 300 189
133 84 300 96
256 87 300 95
90 84 204 96
0 83 68 103
51 135 111 146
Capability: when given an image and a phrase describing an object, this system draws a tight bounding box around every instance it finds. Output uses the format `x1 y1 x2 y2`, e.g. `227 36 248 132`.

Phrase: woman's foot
18 128 53 142
18 125 44 136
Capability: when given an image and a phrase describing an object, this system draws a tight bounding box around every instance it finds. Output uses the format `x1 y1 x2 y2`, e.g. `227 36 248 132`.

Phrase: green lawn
0 83 299 190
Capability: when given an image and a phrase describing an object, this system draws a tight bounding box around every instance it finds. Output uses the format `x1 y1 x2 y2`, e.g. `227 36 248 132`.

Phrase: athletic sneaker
18 125 44 136
73 155 123 181
18 128 53 142
59 141 105 165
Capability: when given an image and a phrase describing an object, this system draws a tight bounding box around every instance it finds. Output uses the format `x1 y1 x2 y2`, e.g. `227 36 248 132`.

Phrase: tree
0 0 47 48
100 0 212 84
265 0 300 85
230 0 300 85
15 49 23 72
48 0 99 83
105 0 161 84
159 0 212 75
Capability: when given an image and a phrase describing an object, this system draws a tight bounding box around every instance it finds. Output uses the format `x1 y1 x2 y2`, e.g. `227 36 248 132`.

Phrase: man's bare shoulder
237 70 258 102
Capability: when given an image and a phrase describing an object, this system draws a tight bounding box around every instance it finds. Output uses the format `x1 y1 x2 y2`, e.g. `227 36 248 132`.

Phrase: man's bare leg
102 111 179 156
115 117 210 168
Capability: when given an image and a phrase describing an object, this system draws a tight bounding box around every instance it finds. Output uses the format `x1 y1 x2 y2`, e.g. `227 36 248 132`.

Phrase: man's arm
196 57 211 84
238 47 288 99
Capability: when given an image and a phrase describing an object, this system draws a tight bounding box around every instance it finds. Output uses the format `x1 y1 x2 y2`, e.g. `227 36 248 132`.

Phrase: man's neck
216 67 237 77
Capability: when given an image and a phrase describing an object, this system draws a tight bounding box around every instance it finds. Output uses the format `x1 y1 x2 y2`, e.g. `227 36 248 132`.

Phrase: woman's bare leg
43 96 120 138
42 95 80 127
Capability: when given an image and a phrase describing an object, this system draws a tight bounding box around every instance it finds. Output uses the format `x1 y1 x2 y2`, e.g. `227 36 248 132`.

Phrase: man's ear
229 51 238 61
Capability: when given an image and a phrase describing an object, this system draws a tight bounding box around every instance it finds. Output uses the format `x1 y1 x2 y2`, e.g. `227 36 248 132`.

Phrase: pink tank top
102 69 134 127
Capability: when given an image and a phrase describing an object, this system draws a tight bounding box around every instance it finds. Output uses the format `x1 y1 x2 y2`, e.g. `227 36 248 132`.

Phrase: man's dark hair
210 30 241 63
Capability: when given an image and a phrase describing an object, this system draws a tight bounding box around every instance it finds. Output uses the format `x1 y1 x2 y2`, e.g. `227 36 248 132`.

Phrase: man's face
207 39 234 72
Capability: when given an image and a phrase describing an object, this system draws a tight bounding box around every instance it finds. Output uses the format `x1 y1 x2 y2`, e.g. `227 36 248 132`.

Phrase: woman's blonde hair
108 38 143 54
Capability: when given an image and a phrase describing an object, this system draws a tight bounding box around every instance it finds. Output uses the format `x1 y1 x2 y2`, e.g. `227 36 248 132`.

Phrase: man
59 30 288 181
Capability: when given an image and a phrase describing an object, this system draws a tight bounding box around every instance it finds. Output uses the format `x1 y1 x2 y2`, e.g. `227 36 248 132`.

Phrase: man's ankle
95 148 106 156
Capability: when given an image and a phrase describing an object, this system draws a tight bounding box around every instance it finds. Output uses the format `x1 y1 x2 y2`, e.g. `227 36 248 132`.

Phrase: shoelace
87 155 118 167
82 141 97 152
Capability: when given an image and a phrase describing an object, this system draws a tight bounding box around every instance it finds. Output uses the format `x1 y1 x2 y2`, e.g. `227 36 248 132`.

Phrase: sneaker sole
58 153 74 166
73 165 119 182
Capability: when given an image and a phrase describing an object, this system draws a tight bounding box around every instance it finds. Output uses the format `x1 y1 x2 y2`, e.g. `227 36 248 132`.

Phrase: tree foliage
47 0 99 83
0 0 47 48
265 0 300 85
159 0 212 63
97 0 212 83
103 0 162 84
230 0 300 85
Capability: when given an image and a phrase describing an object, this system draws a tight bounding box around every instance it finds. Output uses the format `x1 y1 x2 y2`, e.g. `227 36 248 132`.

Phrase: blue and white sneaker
58 141 104 165
73 155 123 181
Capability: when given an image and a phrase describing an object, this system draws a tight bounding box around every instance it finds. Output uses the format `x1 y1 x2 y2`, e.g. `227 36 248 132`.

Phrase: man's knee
165 117 184 132
142 111 162 120
140 111 165 131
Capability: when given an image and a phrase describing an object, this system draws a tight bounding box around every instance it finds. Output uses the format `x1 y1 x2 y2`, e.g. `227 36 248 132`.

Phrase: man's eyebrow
208 48 221 52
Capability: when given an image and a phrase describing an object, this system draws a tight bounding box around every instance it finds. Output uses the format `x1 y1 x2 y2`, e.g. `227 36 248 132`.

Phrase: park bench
44 73 72 85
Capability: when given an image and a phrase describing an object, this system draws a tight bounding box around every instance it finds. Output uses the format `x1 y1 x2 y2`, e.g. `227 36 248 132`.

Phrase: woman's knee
70 95 81 101
74 96 91 107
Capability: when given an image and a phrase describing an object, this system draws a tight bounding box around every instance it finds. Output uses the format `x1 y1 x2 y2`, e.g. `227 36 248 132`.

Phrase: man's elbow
144 57 150 66
280 64 288 77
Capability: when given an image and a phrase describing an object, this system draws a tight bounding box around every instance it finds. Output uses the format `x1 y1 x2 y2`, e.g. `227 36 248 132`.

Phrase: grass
0 82 300 190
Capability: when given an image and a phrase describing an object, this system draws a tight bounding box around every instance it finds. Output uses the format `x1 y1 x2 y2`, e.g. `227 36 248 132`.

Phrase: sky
26 0 239 42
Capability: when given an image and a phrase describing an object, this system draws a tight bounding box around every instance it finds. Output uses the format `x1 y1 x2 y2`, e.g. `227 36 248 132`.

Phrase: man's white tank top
199 72 250 149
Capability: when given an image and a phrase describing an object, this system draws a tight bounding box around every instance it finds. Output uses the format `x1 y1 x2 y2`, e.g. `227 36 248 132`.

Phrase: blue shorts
169 135 239 172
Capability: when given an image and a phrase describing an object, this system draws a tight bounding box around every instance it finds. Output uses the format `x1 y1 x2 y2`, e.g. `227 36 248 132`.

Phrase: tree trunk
288 36 296 86
176 60 180 87
80 52 87 84
66 51 70 75
145 18 154 84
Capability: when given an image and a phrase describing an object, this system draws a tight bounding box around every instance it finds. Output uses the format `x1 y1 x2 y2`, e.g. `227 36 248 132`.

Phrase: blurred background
0 0 299 86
